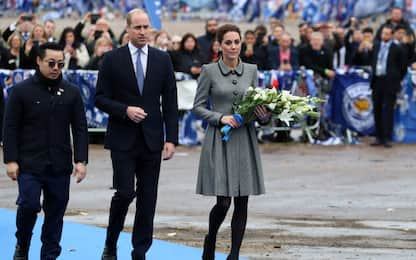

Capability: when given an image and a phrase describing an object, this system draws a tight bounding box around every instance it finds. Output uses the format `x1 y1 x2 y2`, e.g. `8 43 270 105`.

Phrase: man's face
44 21 55 37
273 26 284 40
206 20 218 34
363 32 373 43
127 12 151 48
394 29 406 41
279 35 291 49
37 49 64 80
96 18 109 32
381 27 393 42
391 9 402 23
310 34 323 51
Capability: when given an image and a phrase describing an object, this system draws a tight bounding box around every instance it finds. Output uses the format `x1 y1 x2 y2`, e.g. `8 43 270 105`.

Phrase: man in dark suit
3 42 88 260
371 25 407 147
95 8 178 260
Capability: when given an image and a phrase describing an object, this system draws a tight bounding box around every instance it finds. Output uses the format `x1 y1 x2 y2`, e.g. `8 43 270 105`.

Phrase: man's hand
82 12 91 23
127 106 148 123
73 162 87 183
6 162 19 181
162 142 175 161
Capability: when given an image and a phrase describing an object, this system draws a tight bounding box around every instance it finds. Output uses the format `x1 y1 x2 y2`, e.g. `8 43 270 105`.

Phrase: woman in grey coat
192 24 270 260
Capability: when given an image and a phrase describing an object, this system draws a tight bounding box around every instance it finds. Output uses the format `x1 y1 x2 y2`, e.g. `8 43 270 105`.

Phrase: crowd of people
0 6 414 147
3 6 416 260
1 8 415 74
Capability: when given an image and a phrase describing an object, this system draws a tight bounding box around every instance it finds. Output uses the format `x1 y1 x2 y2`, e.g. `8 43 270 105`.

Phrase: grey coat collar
217 58 244 76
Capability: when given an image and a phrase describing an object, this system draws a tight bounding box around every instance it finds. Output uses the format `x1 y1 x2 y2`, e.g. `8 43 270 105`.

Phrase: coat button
233 90 238 95
232 79 238 85
233 101 237 105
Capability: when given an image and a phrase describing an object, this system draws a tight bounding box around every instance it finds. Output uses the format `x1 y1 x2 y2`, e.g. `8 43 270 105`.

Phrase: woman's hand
255 105 271 123
221 115 241 128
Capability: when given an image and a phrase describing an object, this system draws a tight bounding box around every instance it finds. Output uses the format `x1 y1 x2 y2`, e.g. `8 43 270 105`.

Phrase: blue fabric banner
327 71 375 135
394 71 416 143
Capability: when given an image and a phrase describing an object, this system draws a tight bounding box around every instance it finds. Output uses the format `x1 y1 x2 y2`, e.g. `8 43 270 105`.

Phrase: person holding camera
74 13 117 56
2 13 36 43
21 24 47 69
58 27 90 70
352 27 374 67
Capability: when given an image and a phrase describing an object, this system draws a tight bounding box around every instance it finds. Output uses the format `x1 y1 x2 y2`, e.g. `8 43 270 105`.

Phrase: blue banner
327 71 375 135
394 71 416 143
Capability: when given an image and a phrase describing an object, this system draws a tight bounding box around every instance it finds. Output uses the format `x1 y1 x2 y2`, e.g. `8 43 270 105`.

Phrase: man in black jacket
370 25 407 147
197 18 218 64
3 42 89 260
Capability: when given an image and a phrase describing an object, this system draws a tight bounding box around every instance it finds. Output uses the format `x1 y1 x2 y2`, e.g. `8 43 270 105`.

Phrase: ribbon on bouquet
220 114 244 142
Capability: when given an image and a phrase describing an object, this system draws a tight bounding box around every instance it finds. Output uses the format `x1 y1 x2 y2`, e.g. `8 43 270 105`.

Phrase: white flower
254 93 261 100
267 103 277 111
278 109 295 126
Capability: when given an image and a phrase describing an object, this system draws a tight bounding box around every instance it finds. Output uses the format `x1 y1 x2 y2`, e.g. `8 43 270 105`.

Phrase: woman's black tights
203 196 249 260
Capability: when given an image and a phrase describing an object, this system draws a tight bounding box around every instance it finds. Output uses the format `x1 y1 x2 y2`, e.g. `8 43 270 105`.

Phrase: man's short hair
361 27 374 34
126 8 147 26
38 42 63 59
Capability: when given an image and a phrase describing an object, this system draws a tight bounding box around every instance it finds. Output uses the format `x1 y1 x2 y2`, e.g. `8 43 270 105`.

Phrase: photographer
2 13 36 43
74 13 117 56
352 27 374 66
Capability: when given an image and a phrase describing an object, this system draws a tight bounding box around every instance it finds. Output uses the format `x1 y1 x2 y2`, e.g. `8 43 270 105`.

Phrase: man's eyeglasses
47 60 65 69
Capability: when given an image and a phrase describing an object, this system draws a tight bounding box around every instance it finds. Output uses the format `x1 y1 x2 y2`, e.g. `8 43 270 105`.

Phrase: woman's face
33 26 45 40
65 32 75 45
11 35 22 49
212 40 220 53
221 31 241 61
184 37 196 51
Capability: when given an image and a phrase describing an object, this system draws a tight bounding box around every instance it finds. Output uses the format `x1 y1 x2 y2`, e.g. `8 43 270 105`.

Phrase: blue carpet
0 208 243 259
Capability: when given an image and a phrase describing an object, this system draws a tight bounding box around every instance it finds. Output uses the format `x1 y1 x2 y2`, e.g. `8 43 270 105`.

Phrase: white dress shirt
128 42 148 77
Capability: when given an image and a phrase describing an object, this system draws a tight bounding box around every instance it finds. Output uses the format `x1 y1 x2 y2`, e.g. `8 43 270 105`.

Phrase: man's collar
128 42 148 55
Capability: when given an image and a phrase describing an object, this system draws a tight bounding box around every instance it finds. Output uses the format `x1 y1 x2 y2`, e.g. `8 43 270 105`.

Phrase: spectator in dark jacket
300 32 335 79
1 32 24 70
376 7 413 41
267 33 299 70
197 19 218 64
85 37 113 70
352 27 374 66
170 33 204 79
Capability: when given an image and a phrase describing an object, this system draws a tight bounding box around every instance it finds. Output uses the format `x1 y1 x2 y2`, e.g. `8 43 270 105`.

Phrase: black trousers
372 77 398 142
16 166 70 260
105 128 162 260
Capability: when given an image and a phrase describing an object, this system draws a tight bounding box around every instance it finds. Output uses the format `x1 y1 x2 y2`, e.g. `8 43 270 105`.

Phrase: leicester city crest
342 82 374 132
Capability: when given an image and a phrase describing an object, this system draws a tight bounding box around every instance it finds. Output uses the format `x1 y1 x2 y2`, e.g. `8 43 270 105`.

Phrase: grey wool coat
192 59 266 197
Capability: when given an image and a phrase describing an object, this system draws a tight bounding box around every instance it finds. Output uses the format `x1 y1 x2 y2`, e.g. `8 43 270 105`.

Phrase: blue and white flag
327 72 375 135
394 70 416 143
144 0 162 30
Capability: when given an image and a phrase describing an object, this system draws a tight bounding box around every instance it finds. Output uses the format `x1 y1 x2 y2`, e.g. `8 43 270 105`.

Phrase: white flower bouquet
221 87 322 141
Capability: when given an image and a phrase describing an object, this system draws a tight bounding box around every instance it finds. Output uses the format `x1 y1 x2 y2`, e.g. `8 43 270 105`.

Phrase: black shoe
13 245 28 260
202 235 215 260
102 246 117 260
383 141 393 148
